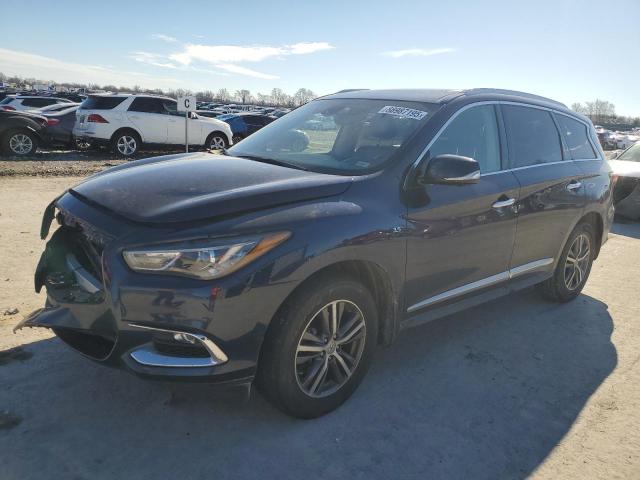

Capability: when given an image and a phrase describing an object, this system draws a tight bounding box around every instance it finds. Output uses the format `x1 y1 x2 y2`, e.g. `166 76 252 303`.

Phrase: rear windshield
81 96 127 110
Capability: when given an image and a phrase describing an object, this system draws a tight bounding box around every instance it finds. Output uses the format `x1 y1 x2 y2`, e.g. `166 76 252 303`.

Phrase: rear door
404 104 521 315
502 104 586 278
126 97 168 143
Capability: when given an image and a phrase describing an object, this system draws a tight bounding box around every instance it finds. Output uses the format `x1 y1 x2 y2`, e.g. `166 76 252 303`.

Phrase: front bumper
20 193 296 384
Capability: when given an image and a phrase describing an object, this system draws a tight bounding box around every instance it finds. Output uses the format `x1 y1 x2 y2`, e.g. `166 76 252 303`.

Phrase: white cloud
382 47 456 58
214 63 279 80
130 41 334 79
129 51 179 69
287 42 335 55
0 48 180 89
151 33 178 43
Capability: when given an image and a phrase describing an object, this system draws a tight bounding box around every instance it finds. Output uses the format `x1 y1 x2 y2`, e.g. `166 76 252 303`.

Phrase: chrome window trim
406 257 554 313
412 100 603 178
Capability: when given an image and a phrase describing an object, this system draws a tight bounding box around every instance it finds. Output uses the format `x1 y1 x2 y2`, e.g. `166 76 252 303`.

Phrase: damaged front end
16 197 118 361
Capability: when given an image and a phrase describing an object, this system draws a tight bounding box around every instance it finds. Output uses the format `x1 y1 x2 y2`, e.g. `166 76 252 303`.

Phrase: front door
405 104 520 315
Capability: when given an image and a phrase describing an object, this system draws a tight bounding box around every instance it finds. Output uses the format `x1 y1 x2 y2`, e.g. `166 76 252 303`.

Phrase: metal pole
185 111 189 153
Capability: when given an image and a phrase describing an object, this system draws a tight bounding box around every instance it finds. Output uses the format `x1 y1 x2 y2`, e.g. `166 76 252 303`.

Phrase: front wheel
258 275 378 418
3 129 38 157
206 132 228 150
538 221 595 302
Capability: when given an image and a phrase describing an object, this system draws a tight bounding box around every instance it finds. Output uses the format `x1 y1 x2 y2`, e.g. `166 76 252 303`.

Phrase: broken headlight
123 232 290 280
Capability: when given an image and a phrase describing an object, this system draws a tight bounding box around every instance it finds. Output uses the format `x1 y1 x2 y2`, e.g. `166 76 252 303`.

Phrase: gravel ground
0 176 638 479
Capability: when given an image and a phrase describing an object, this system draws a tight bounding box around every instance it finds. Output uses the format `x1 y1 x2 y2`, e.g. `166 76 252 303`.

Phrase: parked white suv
0 95 74 112
73 94 233 156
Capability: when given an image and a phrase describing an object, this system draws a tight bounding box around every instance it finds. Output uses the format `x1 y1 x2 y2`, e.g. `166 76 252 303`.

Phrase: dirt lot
1 174 639 480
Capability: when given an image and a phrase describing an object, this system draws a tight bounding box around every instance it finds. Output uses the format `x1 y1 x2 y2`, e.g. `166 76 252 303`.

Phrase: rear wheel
538 221 595 302
111 131 140 157
3 129 38 156
258 275 378 418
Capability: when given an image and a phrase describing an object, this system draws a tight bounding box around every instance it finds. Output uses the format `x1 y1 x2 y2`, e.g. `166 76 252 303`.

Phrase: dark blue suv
22 89 614 418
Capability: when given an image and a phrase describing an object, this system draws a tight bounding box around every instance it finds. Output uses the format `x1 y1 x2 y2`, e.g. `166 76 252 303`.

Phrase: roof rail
464 88 567 108
335 89 370 94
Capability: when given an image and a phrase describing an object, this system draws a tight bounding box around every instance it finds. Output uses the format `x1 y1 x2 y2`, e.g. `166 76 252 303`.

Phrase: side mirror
418 154 480 185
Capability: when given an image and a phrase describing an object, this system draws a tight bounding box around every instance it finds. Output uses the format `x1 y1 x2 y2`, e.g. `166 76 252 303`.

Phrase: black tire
205 132 228 150
537 221 595 302
111 130 141 157
2 129 38 157
258 274 378 418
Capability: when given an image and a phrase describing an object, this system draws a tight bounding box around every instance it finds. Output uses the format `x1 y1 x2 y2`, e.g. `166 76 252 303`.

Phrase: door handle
566 181 582 191
492 197 516 209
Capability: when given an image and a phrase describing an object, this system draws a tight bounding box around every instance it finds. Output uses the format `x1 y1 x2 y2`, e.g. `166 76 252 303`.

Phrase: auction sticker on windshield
378 105 428 120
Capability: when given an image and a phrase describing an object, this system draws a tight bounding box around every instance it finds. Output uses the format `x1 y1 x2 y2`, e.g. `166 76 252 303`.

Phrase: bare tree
216 88 231 102
235 89 252 104
293 88 316 106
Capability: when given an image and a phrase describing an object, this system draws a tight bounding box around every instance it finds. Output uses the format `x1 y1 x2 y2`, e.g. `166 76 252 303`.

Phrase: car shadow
0 289 615 480
611 220 640 239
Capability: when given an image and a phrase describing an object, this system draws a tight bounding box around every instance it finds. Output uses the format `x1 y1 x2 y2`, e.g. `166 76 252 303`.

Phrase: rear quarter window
81 96 127 110
502 105 563 168
555 114 597 160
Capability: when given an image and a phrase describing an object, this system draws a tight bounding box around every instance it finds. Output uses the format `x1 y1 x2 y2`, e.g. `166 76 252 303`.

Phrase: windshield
618 142 640 162
227 98 437 175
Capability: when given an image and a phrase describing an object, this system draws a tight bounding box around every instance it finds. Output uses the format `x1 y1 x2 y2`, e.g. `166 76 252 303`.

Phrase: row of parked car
0 93 288 157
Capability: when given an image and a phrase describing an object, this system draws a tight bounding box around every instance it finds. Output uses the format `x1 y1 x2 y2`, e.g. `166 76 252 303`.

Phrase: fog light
173 332 197 344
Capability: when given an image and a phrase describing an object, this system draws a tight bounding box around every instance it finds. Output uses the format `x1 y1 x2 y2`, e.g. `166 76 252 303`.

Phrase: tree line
571 99 639 127
0 72 317 107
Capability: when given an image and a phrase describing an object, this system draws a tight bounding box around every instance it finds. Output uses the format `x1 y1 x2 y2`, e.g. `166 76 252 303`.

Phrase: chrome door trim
508 258 554 278
406 258 554 313
406 271 509 313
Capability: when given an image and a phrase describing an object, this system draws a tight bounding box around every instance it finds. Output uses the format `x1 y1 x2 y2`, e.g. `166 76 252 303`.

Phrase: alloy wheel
209 136 226 150
9 133 33 155
564 233 591 290
295 300 366 398
116 135 137 155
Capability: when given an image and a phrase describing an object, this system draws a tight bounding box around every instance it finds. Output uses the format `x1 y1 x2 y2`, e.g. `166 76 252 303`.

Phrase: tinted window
22 98 56 107
556 115 597 159
81 96 127 110
129 97 164 113
503 105 563 167
160 99 180 115
428 105 501 173
0 97 15 105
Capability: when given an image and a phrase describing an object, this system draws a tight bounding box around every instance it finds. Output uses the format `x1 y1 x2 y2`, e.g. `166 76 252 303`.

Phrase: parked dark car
41 106 90 150
217 112 276 142
0 109 48 156
20 89 614 418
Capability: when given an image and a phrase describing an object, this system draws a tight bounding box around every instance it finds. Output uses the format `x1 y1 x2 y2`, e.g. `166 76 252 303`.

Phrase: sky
1 0 639 116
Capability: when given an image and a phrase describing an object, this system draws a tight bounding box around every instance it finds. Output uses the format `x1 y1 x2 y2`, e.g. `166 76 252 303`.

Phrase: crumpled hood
69 153 353 224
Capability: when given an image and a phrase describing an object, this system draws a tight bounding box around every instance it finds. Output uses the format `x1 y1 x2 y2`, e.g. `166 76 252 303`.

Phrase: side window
502 105 563 167
161 99 179 116
428 105 501 173
555 114 597 160
128 97 162 113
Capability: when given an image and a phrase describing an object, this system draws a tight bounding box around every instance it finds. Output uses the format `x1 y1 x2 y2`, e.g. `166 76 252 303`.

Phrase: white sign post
177 96 197 153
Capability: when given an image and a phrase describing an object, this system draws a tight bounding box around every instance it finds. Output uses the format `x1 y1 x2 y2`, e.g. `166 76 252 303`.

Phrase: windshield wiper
233 154 308 171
